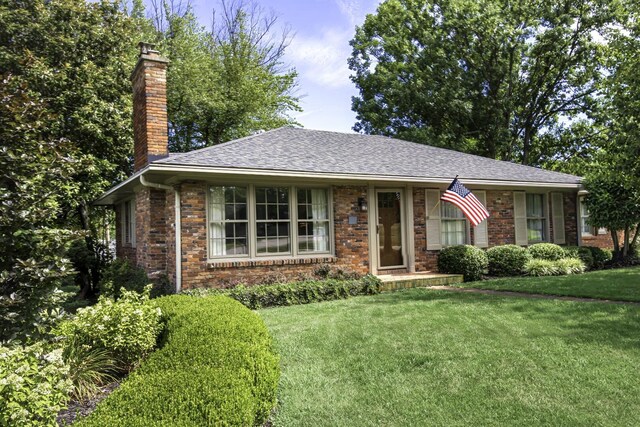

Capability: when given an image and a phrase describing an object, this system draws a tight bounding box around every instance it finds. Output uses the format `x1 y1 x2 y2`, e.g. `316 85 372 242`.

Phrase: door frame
374 188 407 270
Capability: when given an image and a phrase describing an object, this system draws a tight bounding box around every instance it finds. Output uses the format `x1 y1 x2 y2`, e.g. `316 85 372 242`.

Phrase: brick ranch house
96 43 612 292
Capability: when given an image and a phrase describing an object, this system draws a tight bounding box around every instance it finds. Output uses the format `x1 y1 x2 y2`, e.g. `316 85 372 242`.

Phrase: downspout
139 174 182 293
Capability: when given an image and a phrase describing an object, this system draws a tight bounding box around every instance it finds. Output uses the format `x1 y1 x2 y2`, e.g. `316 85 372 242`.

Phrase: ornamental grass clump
563 246 595 270
524 258 585 276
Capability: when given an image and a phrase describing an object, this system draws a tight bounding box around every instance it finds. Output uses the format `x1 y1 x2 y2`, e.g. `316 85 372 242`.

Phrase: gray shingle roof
154 127 581 184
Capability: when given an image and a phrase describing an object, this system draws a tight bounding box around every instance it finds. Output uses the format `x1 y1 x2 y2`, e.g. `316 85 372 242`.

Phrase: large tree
149 0 301 151
348 0 620 165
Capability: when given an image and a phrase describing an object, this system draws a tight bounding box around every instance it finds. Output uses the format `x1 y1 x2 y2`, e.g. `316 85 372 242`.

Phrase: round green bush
99 258 149 298
563 246 594 270
437 245 488 282
486 245 531 276
527 243 565 261
583 246 613 269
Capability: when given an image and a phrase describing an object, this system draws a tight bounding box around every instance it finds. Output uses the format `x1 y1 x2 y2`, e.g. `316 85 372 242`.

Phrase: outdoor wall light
358 197 368 212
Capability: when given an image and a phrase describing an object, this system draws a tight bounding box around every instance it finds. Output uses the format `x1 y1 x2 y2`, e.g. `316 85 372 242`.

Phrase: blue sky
189 0 383 133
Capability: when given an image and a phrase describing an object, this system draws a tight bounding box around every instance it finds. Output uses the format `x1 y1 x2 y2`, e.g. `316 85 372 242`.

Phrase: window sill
207 255 337 269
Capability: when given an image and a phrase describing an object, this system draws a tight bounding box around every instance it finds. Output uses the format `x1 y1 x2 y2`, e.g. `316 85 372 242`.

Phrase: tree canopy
348 0 623 165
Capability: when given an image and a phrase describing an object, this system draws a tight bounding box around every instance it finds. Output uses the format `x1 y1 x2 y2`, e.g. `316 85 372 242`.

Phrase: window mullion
249 184 256 258
291 186 298 257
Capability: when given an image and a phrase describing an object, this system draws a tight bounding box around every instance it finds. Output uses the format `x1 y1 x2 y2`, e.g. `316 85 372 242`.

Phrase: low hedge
486 245 531 276
186 275 382 309
437 245 488 282
77 295 279 427
528 243 565 261
583 246 613 269
524 258 586 276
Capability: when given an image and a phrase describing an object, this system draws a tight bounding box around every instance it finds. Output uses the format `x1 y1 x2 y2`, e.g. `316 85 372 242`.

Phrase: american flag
440 178 490 227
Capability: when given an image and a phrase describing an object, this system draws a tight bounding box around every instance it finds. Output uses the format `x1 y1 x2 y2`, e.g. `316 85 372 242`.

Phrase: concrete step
377 273 464 292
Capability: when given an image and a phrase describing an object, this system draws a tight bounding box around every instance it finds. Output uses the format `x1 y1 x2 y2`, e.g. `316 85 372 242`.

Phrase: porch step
377 272 464 292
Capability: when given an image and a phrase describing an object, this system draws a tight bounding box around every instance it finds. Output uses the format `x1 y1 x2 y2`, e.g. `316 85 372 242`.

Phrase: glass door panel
377 191 404 268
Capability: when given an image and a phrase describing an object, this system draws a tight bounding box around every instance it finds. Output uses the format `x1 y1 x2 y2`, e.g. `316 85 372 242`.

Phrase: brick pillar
131 42 169 172
136 187 168 277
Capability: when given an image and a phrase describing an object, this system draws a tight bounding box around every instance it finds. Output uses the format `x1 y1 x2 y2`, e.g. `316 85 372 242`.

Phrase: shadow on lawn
362 289 640 351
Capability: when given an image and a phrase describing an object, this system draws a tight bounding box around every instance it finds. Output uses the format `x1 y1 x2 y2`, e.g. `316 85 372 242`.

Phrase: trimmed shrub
583 246 613 269
563 246 595 270
524 258 585 276
76 295 279 427
437 245 488 282
0 344 72 427
528 243 565 261
99 259 148 298
486 245 531 276
186 275 382 309
57 286 163 371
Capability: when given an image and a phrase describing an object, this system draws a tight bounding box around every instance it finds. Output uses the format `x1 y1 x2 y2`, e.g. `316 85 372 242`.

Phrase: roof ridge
154 126 293 163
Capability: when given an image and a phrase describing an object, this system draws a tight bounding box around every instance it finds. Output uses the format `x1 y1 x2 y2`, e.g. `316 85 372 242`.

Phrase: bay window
208 185 331 260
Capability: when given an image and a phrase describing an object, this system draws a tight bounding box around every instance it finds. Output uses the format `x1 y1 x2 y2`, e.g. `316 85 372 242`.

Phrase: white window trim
579 195 594 237
525 192 548 244
206 184 334 262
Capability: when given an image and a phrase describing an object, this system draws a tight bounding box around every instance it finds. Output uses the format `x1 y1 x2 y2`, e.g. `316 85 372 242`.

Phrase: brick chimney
131 42 169 171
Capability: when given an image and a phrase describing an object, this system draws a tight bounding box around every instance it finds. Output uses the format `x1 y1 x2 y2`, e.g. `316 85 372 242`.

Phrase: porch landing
377 272 464 292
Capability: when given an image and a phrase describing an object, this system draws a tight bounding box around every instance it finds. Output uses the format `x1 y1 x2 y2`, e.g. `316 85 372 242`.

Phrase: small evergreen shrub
563 246 595 270
583 246 613 269
57 286 163 372
437 245 488 282
0 344 72 427
99 259 149 298
76 295 279 427
486 245 531 276
528 243 565 261
186 275 382 309
524 258 585 276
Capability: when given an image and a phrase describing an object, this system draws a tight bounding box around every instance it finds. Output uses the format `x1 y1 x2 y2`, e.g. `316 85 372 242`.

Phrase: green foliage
527 243 565 261
563 246 595 270
348 0 621 165
186 275 382 310
0 75 80 341
486 245 531 276
437 245 488 282
584 172 640 259
0 344 72 427
582 246 613 270
99 259 149 298
524 258 585 276
61 337 117 402
76 295 279 427
57 286 162 372
149 2 300 151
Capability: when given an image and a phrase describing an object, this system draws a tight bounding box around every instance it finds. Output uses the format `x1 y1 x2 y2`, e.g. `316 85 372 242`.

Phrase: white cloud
287 27 354 88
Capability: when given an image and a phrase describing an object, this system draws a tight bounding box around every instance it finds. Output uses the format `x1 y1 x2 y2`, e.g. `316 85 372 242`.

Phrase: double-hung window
208 185 331 259
209 186 248 257
441 201 467 246
579 196 593 237
122 199 136 247
526 193 546 242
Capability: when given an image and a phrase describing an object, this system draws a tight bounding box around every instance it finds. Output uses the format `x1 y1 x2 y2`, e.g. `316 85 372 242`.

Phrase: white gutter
147 163 583 189
139 174 181 293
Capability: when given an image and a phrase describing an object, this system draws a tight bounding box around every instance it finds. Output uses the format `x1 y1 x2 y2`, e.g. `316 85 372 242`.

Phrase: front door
376 190 405 269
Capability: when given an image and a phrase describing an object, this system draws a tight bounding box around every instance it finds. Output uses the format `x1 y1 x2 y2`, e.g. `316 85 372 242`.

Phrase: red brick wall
332 186 370 275
486 190 516 246
165 190 176 285
413 188 438 271
563 192 579 246
135 187 167 277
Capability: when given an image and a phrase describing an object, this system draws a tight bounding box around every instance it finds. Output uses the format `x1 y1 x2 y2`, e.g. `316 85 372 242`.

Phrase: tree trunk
631 223 640 249
611 229 621 261
77 201 96 299
623 225 630 258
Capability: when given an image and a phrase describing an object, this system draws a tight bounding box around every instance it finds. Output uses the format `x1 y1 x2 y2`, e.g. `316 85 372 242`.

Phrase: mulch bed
57 382 120 426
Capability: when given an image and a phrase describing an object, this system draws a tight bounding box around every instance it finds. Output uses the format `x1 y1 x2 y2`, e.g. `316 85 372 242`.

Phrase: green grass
458 267 640 301
260 289 640 426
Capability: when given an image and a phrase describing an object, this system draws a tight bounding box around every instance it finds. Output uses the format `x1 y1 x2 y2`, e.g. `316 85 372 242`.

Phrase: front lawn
457 267 640 301
260 289 640 426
